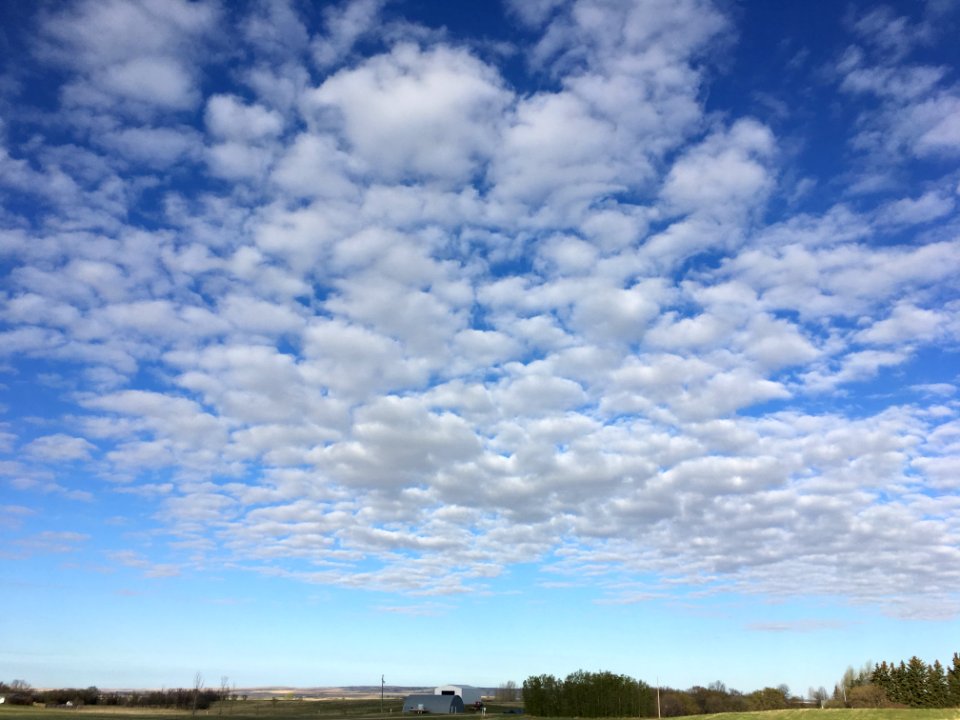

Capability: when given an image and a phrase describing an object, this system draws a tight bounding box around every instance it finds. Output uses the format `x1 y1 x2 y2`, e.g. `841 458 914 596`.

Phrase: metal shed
434 685 482 706
403 694 465 714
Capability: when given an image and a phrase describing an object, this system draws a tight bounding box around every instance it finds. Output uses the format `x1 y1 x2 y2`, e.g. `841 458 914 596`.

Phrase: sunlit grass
4 704 960 720
687 711 960 720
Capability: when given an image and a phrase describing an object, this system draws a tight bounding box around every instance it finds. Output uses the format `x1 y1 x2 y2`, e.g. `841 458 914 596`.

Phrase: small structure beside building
403 694 465 714
435 685 482 707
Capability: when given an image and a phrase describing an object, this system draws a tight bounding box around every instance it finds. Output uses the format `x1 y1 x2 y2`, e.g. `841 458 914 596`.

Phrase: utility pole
656 678 661 720
381 675 385 715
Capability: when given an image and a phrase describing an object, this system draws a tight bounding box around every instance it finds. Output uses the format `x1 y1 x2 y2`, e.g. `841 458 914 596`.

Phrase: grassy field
693 711 960 720
0 699 404 720
2 704 959 720
0 698 412 720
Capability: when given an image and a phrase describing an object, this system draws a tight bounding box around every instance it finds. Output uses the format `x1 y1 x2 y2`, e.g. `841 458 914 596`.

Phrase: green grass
3 704 959 720
689 711 960 720
514 711 960 720
0 699 406 720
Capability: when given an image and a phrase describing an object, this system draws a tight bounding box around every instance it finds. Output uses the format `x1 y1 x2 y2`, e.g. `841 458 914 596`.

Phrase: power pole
381 675 385 715
656 678 661 720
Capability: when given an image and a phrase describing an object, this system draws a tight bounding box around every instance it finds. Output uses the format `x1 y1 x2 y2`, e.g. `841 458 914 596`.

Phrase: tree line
523 671 655 717
833 654 960 708
0 679 228 711
523 656 960 717
522 671 798 717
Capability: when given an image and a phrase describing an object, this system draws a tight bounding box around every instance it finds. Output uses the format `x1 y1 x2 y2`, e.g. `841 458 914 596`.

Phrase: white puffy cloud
168 343 345 429
99 125 202 167
100 56 197 110
311 395 482 489
490 91 624 208
876 189 955 226
312 0 387 69
1 0 958 625
24 434 97 462
270 133 358 200
202 95 287 180
802 349 912 393
308 43 510 183
206 142 275 180
206 95 284 141
79 390 232 473
109 549 182 579
567 278 670 345
300 319 430 399
855 302 945 345
242 0 310 60
837 7 960 162
504 0 566 28
722 233 960 320
912 96 960 154
36 0 219 114
490 0 728 219
659 119 776 220
495 372 587 417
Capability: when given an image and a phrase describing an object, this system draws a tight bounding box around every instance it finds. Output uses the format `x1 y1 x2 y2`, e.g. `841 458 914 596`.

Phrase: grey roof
403 694 465 714
435 685 482 703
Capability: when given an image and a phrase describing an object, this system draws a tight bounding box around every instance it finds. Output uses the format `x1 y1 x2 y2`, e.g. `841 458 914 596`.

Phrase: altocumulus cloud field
1 0 959 696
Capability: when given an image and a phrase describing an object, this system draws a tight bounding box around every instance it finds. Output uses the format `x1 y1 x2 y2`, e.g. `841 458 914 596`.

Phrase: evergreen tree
948 653 960 707
927 661 949 708
872 662 891 697
890 661 908 705
904 656 929 707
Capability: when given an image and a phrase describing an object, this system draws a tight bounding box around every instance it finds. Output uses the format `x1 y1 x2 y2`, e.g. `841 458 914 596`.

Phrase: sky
1 0 960 698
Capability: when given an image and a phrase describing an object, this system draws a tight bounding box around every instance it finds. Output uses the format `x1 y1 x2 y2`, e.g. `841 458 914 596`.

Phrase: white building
435 685 482 706
404 694 465 714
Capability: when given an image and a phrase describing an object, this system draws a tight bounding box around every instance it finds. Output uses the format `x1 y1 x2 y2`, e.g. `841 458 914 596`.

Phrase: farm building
434 685 482 706
403 694 465 714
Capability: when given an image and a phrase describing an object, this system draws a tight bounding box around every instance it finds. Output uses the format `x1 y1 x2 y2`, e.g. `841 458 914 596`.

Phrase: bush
847 684 902 708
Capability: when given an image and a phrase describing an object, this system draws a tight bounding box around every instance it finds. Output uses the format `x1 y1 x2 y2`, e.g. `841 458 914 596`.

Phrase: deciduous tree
192 673 204 716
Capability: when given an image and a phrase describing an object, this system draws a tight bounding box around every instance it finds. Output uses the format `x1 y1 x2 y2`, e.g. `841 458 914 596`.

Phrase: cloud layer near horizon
2 0 959 620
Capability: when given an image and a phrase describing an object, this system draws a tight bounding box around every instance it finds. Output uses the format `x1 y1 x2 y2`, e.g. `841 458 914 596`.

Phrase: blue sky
1 0 959 697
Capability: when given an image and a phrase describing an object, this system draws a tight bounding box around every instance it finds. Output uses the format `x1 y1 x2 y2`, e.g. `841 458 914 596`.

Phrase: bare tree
809 686 829 708
192 673 204 716
219 677 229 716
496 681 518 702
